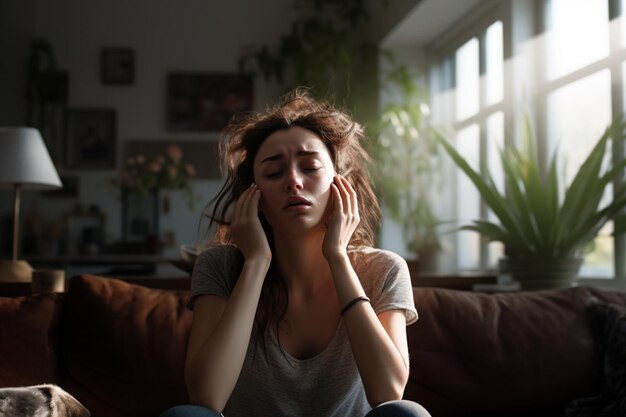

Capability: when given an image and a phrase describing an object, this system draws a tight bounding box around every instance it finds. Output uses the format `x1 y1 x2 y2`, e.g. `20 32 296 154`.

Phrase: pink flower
167 144 183 161
136 154 146 164
185 163 196 177
149 161 161 173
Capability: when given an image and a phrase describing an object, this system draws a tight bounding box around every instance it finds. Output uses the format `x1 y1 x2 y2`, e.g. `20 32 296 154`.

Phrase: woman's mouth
284 197 312 209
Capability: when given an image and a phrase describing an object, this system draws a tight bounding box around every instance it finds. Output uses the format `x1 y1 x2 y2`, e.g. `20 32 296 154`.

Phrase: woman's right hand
231 183 272 263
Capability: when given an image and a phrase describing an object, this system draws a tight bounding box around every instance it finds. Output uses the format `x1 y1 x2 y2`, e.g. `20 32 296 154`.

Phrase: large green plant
238 0 379 105
374 64 442 253
435 117 626 261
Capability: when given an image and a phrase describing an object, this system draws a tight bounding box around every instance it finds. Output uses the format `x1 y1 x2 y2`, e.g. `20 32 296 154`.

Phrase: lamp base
0 260 33 282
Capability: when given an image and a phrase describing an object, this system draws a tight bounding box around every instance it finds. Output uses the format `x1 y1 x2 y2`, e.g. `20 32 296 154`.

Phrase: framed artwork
166 72 253 132
28 70 68 165
124 140 221 179
65 108 116 169
101 48 134 85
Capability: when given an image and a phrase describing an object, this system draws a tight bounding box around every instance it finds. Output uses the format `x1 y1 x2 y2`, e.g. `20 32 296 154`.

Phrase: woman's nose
285 169 303 191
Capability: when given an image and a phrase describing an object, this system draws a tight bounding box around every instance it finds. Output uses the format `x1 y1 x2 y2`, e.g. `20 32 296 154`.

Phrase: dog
0 384 90 417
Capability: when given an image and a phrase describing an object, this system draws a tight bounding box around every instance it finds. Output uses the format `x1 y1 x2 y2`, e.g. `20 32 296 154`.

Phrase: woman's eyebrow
260 150 320 164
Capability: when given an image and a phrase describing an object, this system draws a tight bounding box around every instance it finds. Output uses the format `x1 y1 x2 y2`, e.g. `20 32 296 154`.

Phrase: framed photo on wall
101 48 134 85
166 72 253 132
65 108 116 169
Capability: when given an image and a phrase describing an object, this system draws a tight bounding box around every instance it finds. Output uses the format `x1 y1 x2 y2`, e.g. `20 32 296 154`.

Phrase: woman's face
252 126 336 236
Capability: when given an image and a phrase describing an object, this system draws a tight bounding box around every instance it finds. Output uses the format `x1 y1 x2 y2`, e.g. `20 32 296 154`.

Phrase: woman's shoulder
194 244 243 271
350 246 407 267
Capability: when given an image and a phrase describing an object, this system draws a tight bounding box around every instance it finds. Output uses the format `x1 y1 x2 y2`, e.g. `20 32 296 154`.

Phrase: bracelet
340 295 370 316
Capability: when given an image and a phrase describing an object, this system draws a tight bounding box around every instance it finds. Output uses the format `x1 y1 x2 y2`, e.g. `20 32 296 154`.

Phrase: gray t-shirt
189 245 418 417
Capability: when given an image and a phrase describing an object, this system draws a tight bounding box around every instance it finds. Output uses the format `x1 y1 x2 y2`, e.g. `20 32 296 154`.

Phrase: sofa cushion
0 293 63 387
405 286 626 417
62 275 192 417
565 299 626 416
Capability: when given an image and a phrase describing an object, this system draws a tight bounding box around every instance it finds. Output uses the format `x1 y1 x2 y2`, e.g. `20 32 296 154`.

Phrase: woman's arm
323 176 409 406
328 256 409 406
185 184 271 412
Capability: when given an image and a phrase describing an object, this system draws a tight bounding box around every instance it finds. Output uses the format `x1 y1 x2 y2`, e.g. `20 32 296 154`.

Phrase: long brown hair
203 89 381 348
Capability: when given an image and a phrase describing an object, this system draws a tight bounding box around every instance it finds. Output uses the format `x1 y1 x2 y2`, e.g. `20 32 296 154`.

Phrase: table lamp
0 127 62 282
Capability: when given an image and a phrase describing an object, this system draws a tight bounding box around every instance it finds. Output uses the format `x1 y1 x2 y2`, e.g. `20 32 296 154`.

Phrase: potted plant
374 63 443 270
435 116 626 290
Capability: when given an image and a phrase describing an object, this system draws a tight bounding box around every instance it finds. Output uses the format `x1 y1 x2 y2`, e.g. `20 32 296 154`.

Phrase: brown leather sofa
0 274 624 417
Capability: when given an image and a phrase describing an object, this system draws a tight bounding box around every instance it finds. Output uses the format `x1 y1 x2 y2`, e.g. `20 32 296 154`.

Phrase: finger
335 176 350 215
247 186 261 218
340 176 358 214
234 184 254 223
240 184 257 219
330 182 342 217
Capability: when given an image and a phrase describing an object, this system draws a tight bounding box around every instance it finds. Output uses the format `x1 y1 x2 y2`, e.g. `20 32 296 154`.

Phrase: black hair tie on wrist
340 295 371 316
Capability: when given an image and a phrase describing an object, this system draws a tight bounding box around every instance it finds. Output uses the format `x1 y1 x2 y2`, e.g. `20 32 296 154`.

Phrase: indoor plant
374 63 443 270
435 117 626 289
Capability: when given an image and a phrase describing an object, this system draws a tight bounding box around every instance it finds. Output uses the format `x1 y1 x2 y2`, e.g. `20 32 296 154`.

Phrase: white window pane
456 124 481 270
622 60 626 111
487 112 505 267
581 223 614 278
456 38 479 121
622 0 626 48
546 69 613 278
545 0 609 80
486 21 504 106
547 70 611 184
431 58 454 125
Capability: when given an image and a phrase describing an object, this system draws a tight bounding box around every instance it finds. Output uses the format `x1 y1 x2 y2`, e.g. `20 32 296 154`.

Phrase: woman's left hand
322 175 360 262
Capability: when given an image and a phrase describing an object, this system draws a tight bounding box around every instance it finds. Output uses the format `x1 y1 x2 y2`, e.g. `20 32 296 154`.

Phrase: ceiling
382 0 487 46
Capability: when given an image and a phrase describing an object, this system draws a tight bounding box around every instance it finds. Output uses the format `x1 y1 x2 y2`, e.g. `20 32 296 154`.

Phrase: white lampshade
0 127 62 189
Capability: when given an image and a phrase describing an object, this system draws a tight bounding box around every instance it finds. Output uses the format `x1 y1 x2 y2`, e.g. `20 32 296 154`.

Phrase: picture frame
101 48 134 85
166 72 253 132
65 108 116 169
29 70 68 165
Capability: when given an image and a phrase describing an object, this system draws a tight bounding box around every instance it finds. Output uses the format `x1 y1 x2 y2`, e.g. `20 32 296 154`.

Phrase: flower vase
121 188 159 246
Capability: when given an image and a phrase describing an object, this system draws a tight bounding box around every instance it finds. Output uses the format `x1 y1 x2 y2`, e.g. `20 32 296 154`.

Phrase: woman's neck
272 231 332 296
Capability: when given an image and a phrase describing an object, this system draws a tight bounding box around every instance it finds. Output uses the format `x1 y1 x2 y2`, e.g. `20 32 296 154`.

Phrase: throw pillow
62 275 192 417
565 298 626 417
0 293 63 387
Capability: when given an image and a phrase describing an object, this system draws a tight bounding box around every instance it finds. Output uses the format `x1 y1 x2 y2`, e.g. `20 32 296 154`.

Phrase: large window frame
425 0 626 288
427 2 508 272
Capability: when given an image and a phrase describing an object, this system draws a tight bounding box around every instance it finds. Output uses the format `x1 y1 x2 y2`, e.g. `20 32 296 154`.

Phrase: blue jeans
158 400 431 417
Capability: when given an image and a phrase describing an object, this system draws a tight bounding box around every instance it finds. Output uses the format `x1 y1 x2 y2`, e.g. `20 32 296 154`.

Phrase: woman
160 90 430 417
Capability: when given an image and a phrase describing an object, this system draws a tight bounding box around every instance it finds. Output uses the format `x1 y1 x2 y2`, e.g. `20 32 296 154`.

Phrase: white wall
0 0 422 259
1 0 293 255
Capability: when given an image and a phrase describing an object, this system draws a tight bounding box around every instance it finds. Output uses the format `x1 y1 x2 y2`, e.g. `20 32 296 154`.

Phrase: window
430 17 505 271
543 0 622 279
426 0 626 284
